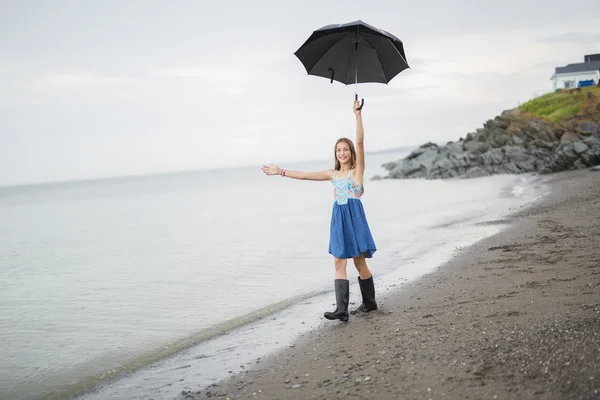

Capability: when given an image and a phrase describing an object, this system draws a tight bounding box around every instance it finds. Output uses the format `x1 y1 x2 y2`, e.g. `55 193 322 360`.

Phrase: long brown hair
333 138 357 171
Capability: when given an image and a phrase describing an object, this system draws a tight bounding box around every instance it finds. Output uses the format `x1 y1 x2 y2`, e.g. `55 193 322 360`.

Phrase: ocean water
0 151 547 400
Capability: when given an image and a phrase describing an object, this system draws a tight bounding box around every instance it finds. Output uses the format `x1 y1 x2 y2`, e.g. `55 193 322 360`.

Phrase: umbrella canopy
294 20 410 86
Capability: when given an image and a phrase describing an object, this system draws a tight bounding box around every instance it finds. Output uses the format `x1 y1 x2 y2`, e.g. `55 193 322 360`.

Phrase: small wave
511 184 525 197
45 292 322 400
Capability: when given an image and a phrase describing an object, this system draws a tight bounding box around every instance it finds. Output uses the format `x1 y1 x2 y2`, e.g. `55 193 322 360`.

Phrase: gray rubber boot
350 275 378 315
323 279 349 322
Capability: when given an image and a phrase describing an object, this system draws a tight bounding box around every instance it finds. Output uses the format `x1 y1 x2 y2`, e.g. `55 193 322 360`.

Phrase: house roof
554 60 600 75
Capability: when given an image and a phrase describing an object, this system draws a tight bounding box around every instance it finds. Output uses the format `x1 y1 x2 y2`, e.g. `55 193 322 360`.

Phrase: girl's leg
334 257 348 279
352 254 372 279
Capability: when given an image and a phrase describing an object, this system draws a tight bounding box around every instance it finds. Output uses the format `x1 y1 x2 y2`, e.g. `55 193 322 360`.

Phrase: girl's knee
334 257 347 270
353 256 371 278
352 255 366 268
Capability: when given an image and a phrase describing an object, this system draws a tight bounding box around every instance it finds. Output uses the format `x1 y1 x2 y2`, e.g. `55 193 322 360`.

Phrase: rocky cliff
378 86 600 180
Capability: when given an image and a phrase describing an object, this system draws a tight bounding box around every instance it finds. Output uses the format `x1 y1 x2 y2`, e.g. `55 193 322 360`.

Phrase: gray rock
581 147 600 166
463 140 491 154
381 161 398 171
461 166 488 179
576 121 600 135
430 158 455 178
377 113 600 180
504 146 539 172
510 135 525 146
386 142 440 179
530 139 555 150
572 141 589 154
406 142 439 159
553 142 577 169
490 132 510 148
573 158 587 169
481 148 505 165
583 136 600 148
494 117 510 130
500 162 522 174
561 131 581 141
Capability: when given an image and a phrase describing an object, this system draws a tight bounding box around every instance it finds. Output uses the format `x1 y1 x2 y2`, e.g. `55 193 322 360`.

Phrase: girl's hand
261 163 281 176
353 100 362 116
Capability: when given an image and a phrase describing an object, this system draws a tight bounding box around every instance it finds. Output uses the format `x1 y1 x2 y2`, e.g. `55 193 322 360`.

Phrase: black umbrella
294 20 409 109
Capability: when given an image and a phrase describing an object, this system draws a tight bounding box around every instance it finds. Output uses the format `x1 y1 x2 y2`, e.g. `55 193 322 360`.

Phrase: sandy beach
186 169 600 400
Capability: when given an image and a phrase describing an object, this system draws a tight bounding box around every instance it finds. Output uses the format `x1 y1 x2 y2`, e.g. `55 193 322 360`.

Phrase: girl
261 100 378 322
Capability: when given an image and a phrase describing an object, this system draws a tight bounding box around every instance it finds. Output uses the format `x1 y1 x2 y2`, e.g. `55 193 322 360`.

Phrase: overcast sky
1 0 599 185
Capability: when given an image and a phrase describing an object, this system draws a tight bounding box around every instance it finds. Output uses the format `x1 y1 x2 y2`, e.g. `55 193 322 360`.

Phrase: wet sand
185 169 600 400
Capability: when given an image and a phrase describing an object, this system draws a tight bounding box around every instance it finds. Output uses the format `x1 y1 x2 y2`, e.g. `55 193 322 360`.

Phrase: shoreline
75 190 525 400
186 169 600 400
23 174 536 400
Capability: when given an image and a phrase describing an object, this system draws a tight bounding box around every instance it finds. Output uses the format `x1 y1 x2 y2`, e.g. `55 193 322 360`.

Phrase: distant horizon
0 145 415 189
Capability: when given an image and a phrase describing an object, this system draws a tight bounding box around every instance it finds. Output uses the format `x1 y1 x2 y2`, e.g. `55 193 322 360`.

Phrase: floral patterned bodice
333 172 364 205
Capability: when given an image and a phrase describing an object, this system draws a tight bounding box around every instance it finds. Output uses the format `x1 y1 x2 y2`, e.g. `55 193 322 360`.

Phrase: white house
551 53 600 90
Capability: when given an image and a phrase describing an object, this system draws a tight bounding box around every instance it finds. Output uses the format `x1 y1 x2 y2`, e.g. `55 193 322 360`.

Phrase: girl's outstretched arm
261 163 333 181
354 100 365 173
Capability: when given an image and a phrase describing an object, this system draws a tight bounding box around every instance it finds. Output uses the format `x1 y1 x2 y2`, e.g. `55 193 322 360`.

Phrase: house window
563 80 576 88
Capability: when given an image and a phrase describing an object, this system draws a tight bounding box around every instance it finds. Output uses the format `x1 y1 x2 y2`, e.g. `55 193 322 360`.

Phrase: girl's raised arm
262 163 333 181
354 100 365 173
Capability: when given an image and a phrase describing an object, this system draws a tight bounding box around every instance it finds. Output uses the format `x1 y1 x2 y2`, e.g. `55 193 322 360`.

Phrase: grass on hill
519 86 600 123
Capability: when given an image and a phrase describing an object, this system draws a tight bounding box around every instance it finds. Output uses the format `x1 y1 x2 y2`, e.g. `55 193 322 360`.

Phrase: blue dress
329 171 377 259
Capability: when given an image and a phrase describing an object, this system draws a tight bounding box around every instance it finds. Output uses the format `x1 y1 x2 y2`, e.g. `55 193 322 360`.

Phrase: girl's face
336 142 351 164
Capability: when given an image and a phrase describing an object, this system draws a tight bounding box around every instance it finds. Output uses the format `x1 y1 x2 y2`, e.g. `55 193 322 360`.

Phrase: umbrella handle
355 93 364 110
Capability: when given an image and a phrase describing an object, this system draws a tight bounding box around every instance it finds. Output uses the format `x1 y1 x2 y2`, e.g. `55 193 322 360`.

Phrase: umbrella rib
361 35 389 84
393 43 410 68
345 47 354 85
390 43 409 69
365 34 410 70
306 35 352 77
